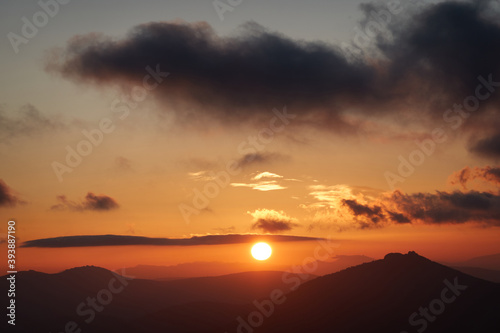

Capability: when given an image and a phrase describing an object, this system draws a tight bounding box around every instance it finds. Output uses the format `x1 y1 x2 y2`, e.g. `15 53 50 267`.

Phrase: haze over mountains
3 252 499 333
117 254 375 280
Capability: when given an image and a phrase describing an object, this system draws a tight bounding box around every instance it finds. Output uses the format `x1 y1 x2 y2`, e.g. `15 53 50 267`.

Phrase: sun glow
251 242 272 260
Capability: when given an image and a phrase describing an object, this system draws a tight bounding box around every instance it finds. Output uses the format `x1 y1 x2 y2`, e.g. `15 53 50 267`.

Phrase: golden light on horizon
251 242 272 261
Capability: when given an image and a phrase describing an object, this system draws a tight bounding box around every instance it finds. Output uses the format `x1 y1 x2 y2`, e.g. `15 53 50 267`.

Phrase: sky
1 0 500 273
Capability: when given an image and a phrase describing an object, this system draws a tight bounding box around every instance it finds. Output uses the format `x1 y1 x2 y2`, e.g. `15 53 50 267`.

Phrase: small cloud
51 192 119 212
236 152 289 169
115 156 133 172
248 209 299 233
470 134 500 159
231 181 286 191
253 172 283 180
188 170 216 182
0 179 23 208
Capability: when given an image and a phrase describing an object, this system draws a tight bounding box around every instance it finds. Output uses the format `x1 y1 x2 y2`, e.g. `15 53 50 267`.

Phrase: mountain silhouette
2 252 499 333
118 255 374 280
451 252 500 271
245 251 500 333
1 267 312 332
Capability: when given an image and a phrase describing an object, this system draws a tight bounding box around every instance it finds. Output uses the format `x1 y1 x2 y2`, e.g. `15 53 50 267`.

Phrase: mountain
2 252 499 333
245 252 500 333
115 262 288 280
0 267 312 333
118 255 374 280
451 266 500 283
451 252 500 271
312 254 375 275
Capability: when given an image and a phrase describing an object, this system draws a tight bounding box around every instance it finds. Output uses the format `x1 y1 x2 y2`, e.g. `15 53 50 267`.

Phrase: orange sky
1 0 500 274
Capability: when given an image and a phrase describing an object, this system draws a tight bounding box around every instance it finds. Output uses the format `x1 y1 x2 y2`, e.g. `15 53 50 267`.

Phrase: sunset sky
1 0 500 273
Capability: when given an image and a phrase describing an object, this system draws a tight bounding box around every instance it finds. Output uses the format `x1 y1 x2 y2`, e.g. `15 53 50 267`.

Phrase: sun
251 242 272 261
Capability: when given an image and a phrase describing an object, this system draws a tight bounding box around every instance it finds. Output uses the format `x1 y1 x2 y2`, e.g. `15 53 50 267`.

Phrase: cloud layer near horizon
21 234 323 248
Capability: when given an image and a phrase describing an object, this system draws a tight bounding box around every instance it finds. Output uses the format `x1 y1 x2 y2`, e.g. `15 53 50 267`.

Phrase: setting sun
251 242 272 260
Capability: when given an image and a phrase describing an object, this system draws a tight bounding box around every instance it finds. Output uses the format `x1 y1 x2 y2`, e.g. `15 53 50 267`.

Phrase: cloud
21 233 322 248
448 165 500 189
46 0 500 142
342 199 384 224
45 21 373 126
304 183 500 229
253 172 283 180
384 190 500 225
248 209 299 233
231 181 286 191
188 170 216 182
50 192 119 212
231 170 291 191
470 134 500 158
0 104 67 142
235 152 290 169
0 179 23 207
114 156 133 172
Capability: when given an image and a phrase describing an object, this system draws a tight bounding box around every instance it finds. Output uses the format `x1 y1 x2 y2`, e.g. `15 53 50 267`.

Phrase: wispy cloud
231 171 289 191
449 165 500 190
0 179 23 207
50 192 119 212
231 181 286 191
0 104 67 142
235 152 290 169
188 170 216 182
253 172 283 180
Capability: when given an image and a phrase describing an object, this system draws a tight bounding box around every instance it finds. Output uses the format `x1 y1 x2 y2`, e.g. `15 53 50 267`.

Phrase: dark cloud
0 179 22 207
50 192 119 212
252 219 297 233
236 152 289 169
21 233 323 248
249 209 299 233
317 186 500 228
45 21 373 125
387 190 500 225
342 199 384 223
470 134 500 158
376 0 500 110
386 210 411 224
45 1 500 131
449 165 500 189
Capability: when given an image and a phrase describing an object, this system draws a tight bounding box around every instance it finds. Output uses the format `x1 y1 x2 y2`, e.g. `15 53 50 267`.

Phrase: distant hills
442 252 500 283
2 252 499 333
117 254 375 280
452 252 500 270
